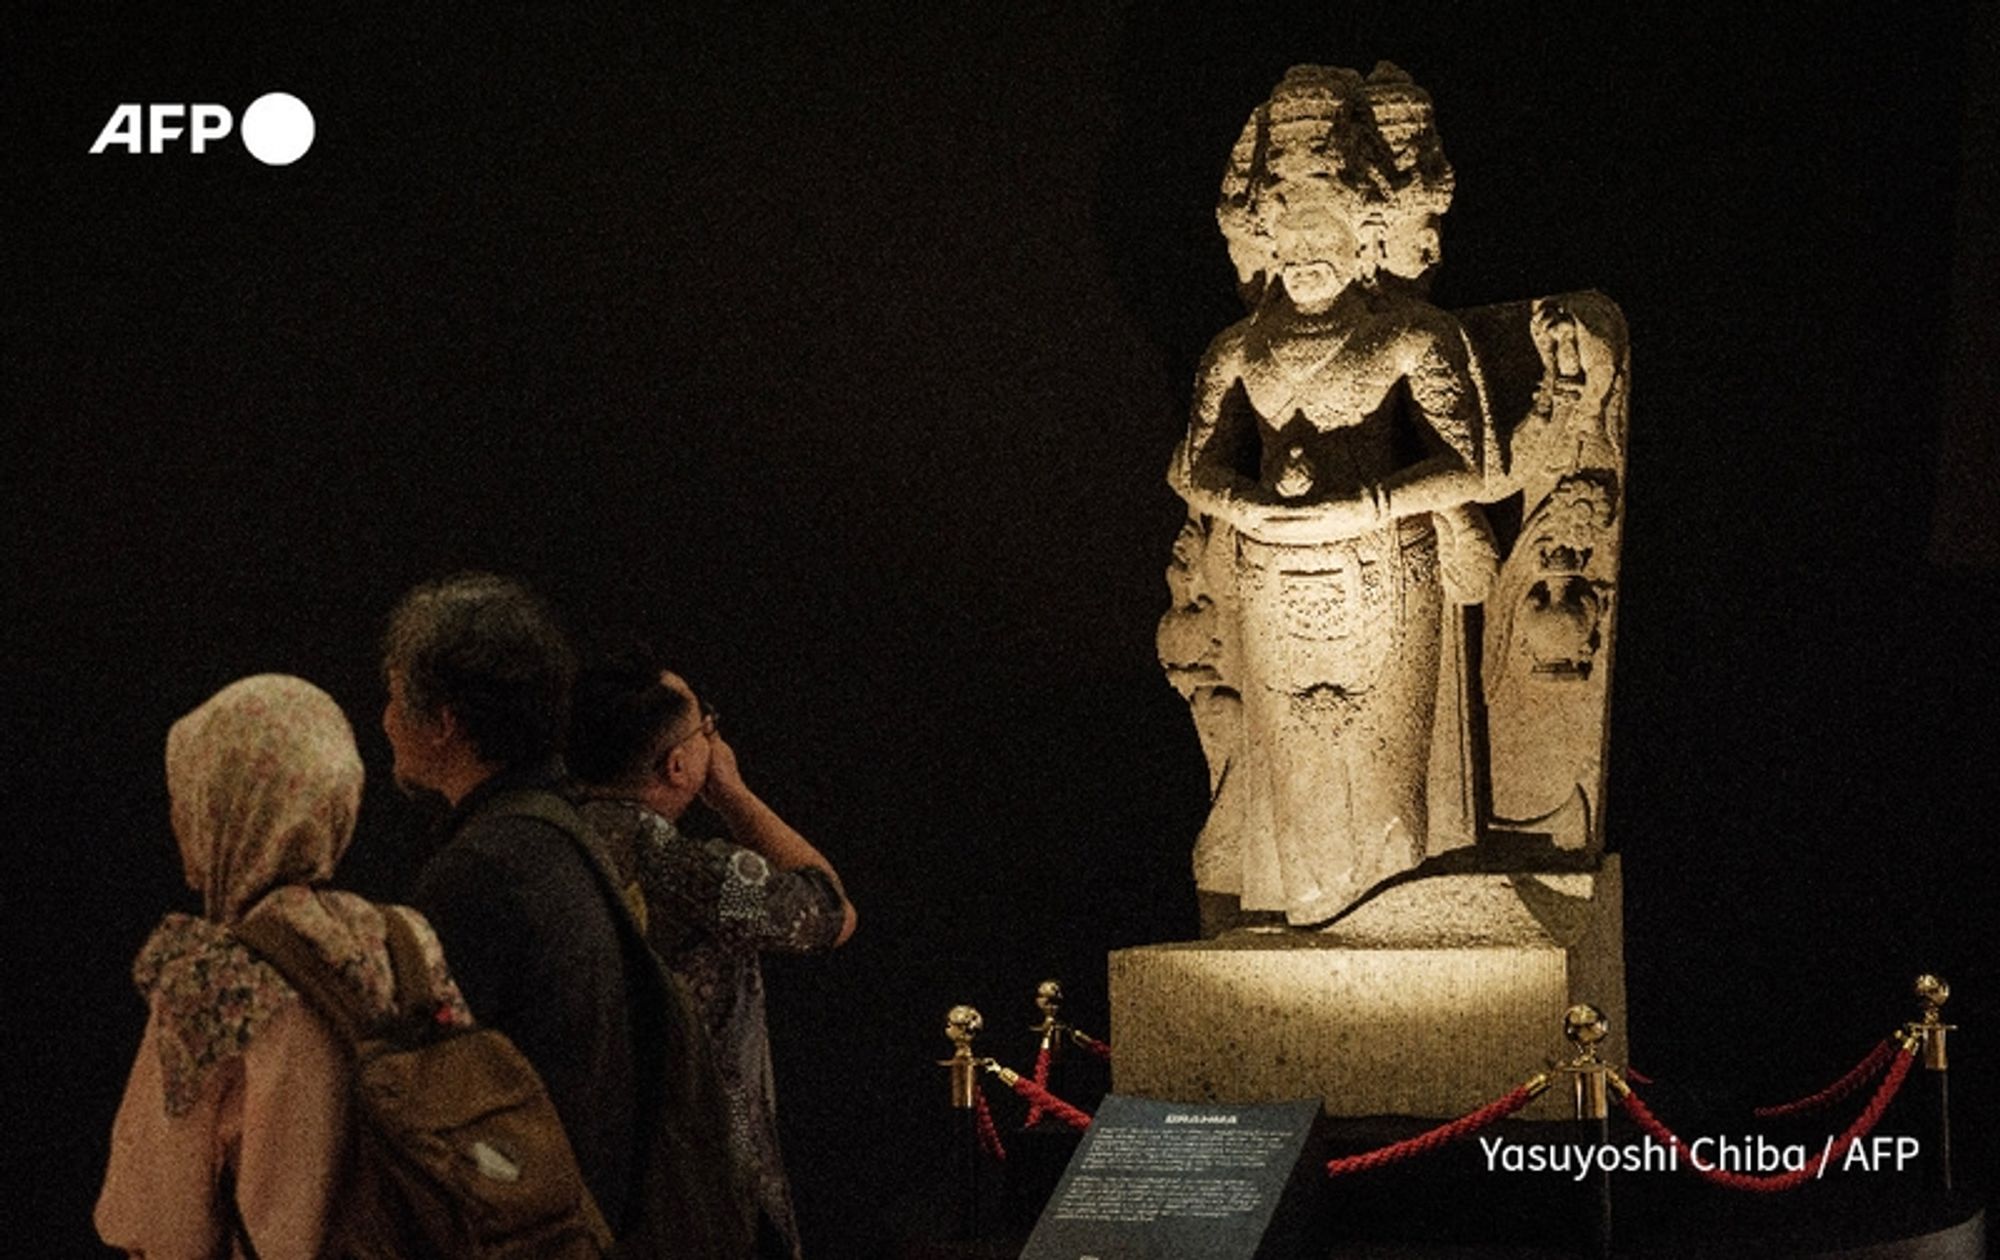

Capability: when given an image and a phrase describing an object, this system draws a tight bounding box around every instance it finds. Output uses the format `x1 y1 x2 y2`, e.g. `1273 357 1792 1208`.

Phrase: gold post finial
1557 1002 1612 1119
1910 975 1953 1070
1031 979 1070 1062
1564 1003 1609 1057
1915 973 1950 1013
1036 980 1064 1018
940 1005 984 1108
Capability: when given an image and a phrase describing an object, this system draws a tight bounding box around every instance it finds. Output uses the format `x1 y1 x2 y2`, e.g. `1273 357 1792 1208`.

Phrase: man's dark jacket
412 759 750 1259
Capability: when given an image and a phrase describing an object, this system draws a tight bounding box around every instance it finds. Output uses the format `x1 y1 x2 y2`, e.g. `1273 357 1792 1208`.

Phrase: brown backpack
476 790 755 1260
232 906 616 1260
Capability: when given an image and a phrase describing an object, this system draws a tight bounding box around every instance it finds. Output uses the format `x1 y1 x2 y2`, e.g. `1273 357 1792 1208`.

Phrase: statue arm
1227 318 1490 546
1172 316 1494 546
1169 326 1261 519
1369 319 1489 521
1171 325 1376 544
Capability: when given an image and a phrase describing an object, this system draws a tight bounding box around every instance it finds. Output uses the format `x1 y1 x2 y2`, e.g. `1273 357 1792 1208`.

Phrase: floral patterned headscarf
135 674 470 1115
166 673 363 921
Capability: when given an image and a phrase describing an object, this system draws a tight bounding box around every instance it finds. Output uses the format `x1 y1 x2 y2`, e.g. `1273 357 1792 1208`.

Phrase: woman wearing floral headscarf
96 674 471 1259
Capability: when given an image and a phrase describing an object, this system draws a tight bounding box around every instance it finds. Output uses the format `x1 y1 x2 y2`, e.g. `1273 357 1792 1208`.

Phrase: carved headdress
1217 63 1455 296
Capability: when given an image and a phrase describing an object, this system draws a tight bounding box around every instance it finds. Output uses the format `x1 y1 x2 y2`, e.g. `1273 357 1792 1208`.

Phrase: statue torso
1239 318 1400 428
1233 300 1431 493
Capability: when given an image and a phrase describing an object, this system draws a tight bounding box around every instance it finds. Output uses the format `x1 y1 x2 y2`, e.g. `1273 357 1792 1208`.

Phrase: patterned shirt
577 798 844 1259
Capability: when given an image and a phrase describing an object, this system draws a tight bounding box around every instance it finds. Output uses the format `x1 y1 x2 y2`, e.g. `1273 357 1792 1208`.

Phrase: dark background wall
7 4 1995 1253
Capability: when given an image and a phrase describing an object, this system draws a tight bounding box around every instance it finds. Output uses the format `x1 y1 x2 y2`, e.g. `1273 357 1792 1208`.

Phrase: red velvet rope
1752 1038 1896 1119
1618 1046 1916 1193
973 1087 1007 1161
1024 1043 1052 1128
1074 1031 1111 1062
1324 1084 1541 1176
1005 1071 1093 1131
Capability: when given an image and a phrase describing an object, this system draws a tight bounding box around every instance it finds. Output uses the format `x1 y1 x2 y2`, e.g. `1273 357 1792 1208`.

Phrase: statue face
1272 207 1360 307
1381 215 1442 281
1281 262 1341 307
1262 124 1330 187
1369 94 1431 175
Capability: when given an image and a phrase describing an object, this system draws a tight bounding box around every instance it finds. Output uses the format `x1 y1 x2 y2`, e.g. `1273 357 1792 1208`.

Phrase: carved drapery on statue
1160 64 1628 928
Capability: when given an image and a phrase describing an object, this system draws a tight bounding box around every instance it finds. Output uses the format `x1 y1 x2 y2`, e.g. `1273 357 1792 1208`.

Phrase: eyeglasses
668 699 719 749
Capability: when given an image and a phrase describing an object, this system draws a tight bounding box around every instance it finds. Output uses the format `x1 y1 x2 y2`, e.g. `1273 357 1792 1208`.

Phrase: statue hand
1530 299 1566 369
1232 490 1380 544
1178 473 1381 542
1437 506 1501 604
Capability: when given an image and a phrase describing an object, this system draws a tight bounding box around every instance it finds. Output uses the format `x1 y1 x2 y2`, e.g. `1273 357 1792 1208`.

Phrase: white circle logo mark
240 93 315 166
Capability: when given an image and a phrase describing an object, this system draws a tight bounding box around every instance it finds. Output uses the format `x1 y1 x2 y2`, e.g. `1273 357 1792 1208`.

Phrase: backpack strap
222 908 419 1258
379 906 436 1020
475 790 667 955
478 791 626 899
472 788 757 1260
233 909 429 1050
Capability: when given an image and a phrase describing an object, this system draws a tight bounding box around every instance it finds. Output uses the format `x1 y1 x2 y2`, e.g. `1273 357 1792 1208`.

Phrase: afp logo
90 92 316 166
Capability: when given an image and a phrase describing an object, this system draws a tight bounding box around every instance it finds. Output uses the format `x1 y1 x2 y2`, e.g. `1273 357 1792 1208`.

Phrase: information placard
1020 1095 1323 1260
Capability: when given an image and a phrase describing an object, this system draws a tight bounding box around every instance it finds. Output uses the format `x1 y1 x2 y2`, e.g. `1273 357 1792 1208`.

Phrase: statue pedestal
1108 857 1624 1121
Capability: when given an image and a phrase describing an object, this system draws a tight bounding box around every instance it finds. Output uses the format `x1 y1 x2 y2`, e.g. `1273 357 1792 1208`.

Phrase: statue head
1218 63 1455 304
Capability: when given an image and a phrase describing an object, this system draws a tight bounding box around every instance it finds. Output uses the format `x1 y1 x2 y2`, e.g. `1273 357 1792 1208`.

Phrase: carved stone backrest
1424 291 1629 861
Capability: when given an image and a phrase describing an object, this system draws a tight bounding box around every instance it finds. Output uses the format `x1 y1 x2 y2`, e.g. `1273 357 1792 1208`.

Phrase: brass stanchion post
1029 979 1070 1105
1031 980 1069 1057
1908 974 1955 1194
939 1005 986 1238
1012 980 1088 1231
1559 1003 1612 1122
1555 1003 1614 1259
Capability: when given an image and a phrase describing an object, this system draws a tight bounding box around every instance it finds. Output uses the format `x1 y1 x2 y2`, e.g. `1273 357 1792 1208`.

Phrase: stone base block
1108 857 1624 1121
